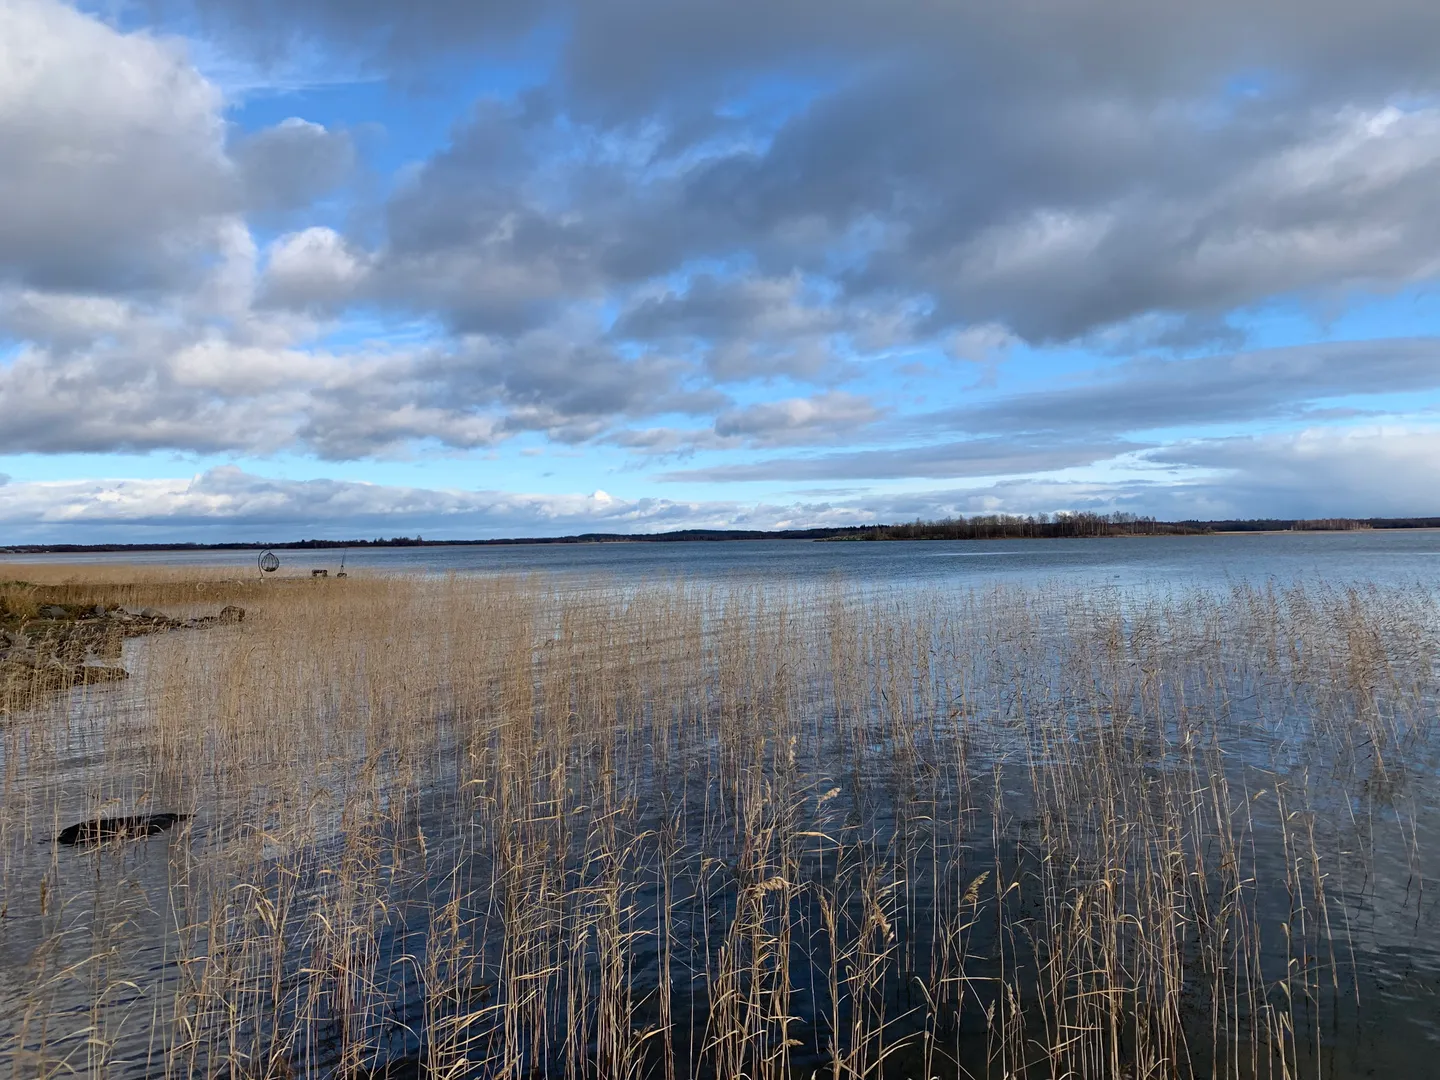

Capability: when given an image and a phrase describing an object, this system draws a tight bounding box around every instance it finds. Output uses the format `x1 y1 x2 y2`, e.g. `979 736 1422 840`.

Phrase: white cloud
0 466 731 537
0 0 236 292
1144 426 1440 518
2 427 1438 543
0 464 914 541
261 227 373 310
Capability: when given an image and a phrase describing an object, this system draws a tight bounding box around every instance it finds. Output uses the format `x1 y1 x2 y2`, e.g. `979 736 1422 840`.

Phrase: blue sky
3 0 1440 542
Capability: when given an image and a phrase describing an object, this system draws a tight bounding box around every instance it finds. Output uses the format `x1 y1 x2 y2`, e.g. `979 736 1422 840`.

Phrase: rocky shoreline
0 602 245 711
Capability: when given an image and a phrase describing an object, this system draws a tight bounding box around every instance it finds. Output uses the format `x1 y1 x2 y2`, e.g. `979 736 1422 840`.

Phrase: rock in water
56 813 190 846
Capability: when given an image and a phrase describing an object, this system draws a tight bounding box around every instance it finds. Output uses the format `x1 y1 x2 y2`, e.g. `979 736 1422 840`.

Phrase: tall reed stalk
0 568 1435 1079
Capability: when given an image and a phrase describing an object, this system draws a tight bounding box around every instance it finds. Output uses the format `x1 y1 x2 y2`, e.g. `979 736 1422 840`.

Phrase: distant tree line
517 527 875 544
846 514 1440 540
841 512 1198 541
1190 517 1440 533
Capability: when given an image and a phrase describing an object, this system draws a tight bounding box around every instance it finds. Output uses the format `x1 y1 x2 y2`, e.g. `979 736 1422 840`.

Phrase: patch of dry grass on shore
0 568 1436 1079
0 561 337 615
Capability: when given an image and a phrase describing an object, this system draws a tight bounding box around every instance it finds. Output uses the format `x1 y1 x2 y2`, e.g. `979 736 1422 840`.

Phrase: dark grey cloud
355 100 616 334
712 392 882 446
355 97 766 337
232 119 356 217
616 274 838 343
612 274 910 382
661 83 1440 343
558 1 1440 121
929 338 1440 438
400 331 724 446
177 0 548 68
600 391 883 459
180 1 1440 106
0 290 722 460
659 436 1144 483
205 0 1440 347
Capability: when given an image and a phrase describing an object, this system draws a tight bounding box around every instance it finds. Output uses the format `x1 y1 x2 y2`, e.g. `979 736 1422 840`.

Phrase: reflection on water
0 575 1438 1078
8 529 1440 592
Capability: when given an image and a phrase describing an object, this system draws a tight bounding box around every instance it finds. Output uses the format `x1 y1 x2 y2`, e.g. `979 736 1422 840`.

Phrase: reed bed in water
0 570 1435 1079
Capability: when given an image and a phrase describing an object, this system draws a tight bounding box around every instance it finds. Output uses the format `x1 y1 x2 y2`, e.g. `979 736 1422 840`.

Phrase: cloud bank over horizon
2 0 1439 540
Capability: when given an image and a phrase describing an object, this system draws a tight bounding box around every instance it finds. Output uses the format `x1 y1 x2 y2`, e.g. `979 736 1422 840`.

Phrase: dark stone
218 605 246 624
56 813 190 846
39 605 68 619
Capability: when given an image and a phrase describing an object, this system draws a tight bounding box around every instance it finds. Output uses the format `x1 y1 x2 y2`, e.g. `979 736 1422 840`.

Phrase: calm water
8 529 1440 591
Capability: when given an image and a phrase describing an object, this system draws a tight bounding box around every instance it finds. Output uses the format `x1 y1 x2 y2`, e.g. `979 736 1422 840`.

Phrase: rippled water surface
10 528 1440 591
1 542 1438 1078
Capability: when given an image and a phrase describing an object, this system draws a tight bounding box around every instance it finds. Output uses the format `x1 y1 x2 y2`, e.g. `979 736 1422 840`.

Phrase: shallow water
1 577 1438 1078
9 529 1440 593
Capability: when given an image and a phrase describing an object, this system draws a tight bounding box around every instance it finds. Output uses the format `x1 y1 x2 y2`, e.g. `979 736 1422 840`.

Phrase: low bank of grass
0 565 278 715
0 561 330 618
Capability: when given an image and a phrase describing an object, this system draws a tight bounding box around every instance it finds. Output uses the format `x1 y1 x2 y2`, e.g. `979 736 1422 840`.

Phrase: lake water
4 533 1440 1078
8 529 1440 592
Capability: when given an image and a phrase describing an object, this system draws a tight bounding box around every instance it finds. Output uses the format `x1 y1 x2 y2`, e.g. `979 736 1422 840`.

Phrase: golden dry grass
0 569 1434 1079
0 561 334 616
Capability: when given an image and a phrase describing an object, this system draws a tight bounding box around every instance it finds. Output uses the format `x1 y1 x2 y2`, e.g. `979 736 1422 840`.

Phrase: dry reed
0 568 1435 1079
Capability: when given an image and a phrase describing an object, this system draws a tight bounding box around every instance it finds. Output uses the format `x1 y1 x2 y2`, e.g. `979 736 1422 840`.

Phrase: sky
3 0 1440 542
